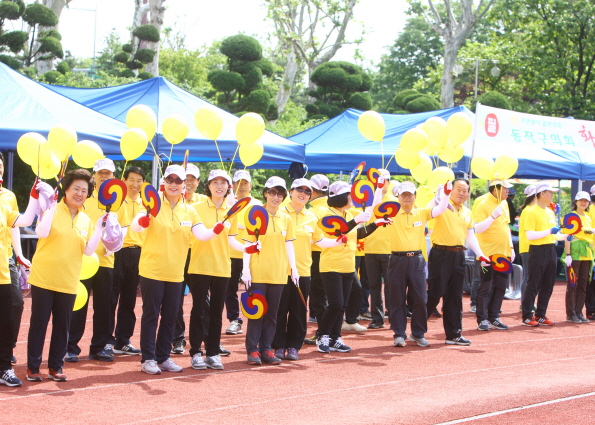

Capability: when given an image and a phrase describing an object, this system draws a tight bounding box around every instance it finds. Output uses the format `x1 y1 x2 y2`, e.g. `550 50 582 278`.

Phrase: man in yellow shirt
522 182 565 326
586 184 595 320
472 179 514 331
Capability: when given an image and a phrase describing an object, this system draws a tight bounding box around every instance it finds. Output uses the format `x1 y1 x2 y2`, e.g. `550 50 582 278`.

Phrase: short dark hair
313 188 328 197
489 184 504 195
572 199 590 212
327 192 349 209
61 169 93 198
453 178 470 188
123 166 146 180
521 194 535 210
205 180 231 198
262 186 287 201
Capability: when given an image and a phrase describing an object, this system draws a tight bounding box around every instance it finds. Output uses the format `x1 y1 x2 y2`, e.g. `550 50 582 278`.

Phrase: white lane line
433 391 595 424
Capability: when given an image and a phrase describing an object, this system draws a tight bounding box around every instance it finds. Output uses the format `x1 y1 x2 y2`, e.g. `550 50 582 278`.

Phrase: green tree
0 0 28 64
21 3 63 67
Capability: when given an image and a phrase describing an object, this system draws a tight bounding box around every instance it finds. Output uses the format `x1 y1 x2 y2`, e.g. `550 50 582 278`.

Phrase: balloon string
385 153 395 168
213 139 224 169
121 160 129 180
381 141 385 169
167 144 173 168
228 145 239 174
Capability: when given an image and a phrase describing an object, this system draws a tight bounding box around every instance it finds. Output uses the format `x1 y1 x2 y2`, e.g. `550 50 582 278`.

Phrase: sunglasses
294 187 312 195
164 176 184 185
267 189 286 198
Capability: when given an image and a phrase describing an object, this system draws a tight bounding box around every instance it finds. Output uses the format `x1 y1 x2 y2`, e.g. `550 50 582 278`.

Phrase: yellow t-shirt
117 196 145 248
0 188 18 258
0 205 19 284
308 196 328 253
138 196 202 282
430 201 473 246
230 196 263 260
364 192 397 254
29 200 94 294
188 193 208 204
519 206 532 254
348 206 366 257
319 207 358 274
281 203 323 277
588 207 595 245
188 199 239 277
472 193 511 257
570 212 593 261
524 204 556 246
243 207 296 284
84 191 114 268
388 208 432 252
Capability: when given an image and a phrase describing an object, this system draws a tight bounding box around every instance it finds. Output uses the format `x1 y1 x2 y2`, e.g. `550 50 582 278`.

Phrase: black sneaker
219 345 231 356
261 350 281 365
587 313 595 321
171 341 185 354
104 344 114 356
113 344 141 355
477 320 490 331
490 319 509 330
577 313 590 324
0 369 22 387
316 335 330 353
329 337 351 353
11 355 16 364
368 321 385 329
89 350 114 362
431 308 442 318
64 352 79 362
304 335 317 345
445 336 471 346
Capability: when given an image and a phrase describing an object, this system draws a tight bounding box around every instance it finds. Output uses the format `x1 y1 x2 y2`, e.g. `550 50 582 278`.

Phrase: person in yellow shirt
518 184 537 311
131 165 226 375
426 179 489 346
224 169 263 336
522 182 566 326
109 166 146 356
67 159 120 363
586 184 595 320
563 191 593 323
387 181 451 348
184 163 207 204
27 169 105 382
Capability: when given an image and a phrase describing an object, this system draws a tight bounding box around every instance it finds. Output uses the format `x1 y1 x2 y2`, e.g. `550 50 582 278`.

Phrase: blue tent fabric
0 62 129 155
41 77 305 168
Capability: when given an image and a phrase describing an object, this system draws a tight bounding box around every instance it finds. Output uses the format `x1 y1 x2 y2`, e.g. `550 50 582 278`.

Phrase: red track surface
2 280 595 424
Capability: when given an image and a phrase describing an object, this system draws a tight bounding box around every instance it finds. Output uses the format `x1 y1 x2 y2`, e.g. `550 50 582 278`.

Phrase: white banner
475 104 595 152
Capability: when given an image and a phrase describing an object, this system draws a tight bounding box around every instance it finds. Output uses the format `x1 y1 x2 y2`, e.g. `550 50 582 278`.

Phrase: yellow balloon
80 253 99 280
72 140 104 169
126 105 156 141
438 141 465 163
236 112 265 145
415 185 434 208
120 128 148 161
195 107 223 140
32 152 61 179
400 128 428 152
239 140 264 167
411 153 433 184
48 125 77 161
494 155 518 179
427 166 455 191
17 132 47 166
73 282 88 312
446 112 473 147
471 156 496 180
421 142 438 156
357 111 385 142
162 114 189 145
422 117 448 149
395 149 420 169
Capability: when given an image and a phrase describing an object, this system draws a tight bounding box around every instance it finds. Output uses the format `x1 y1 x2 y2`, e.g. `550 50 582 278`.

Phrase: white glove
354 211 371 224
491 206 502 219
510 249 515 263
374 217 393 227
564 255 572 268
481 260 491 267
291 269 300 287
95 215 107 233
241 268 252 289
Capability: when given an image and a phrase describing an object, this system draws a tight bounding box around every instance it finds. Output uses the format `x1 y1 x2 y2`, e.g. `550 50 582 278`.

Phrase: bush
0 1 20 20
402 93 423 107
349 92 373 110
255 58 274 76
22 3 58 27
120 69 135 78
133 24 160 42
242 67 263 92
244 89 271 115
393 89 419 109
137 71 154 80
207 70 245 93
56 60 70 74
126 60 143 70
39 29 61 40
305 104 318 115
474 91 511 111
0 54 21 70
134 48 155 64
114 52 129 63
266 102 279 121
0 30 28 53
122 43 133 53
220 34 262 62
308 114 329 121
307 90 320 99
42 70 62 84
405 95 441 113
38 36 63 58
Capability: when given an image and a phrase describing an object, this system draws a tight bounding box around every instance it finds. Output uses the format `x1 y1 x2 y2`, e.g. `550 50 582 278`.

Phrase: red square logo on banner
485 113 499 137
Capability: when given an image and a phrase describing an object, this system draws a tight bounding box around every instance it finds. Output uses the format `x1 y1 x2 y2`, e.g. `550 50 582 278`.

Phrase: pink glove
213 222 225 235
139 215 151 228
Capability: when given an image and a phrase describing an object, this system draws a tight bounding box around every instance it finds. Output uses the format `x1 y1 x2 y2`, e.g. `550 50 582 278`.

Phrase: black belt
124 245 140 249
432 244 465 252
391 250 422 257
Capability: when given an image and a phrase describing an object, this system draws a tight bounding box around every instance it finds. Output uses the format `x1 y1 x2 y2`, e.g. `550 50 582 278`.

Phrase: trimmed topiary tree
0 0 28 58
393 89 419 109
56 60 70 75
473 91 511 111
405 95 441 113
42 70 61 84
113 24 160 79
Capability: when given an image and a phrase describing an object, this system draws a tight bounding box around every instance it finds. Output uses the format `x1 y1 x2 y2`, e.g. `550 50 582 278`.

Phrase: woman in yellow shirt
563 191 593 323
27 169 105 383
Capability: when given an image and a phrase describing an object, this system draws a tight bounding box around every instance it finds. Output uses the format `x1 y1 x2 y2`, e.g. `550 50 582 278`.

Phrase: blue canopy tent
41 76 305 169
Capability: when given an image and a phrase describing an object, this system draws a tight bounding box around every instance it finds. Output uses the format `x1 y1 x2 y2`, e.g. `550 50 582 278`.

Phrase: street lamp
453 58 501 99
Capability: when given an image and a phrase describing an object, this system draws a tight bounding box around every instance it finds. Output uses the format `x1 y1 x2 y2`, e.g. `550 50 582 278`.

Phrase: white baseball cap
163 164 186 180
233 170 251 183
535 182 559 194
328 181 350 197
93 158 115 173
207 169 232 185
378 168 390 179
264 176 287 189
310 174 329 191
575 191 590 201
489 178 513 188
398 181 416 195
186 163 200 178
524 184 536 197
590 184 595 195
291 178 312 190
391 181 401 197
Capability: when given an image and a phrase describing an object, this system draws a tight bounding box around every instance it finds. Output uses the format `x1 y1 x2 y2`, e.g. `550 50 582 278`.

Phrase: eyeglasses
164 176 184 185
267 189 285 198
294 187 312 195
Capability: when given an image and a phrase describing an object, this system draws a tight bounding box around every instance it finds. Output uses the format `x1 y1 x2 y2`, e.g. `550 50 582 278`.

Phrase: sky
57 0 410 68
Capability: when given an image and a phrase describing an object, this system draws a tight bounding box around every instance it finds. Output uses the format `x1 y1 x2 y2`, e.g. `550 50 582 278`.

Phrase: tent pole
7 151 14 190
152 155 159 187
578 180 583 192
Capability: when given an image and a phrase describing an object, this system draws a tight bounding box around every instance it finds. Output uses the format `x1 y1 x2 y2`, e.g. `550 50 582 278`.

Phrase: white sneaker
191 353 207 370
342 322 367 332
226 320 243 335
158 358 183 372
141 360 161 375
205 355 224 370
393 337 406 347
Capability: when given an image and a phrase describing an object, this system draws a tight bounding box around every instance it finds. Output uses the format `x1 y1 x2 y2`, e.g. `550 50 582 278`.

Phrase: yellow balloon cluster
48 125 77 161
17 132 64 179
195 107 223 141
427 166 455 190
120 128 148 161
126 105 157 141
73 140 104 169
239 141 264 167
235 113 266 167
357 111 385 142
163 114 189 145
471 154 518 180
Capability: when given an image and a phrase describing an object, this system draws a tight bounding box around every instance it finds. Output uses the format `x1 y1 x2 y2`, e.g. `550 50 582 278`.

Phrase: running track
2 280 595 424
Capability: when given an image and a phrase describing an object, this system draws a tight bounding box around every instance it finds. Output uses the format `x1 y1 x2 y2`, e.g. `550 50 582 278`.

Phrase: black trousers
273 276 310 350
522 244 557 320
358 256 370 313
317 272 352 340
345 271 362 324
585 272 595 315
427 248 465 339
365 253 390 323
68 266 113 355
566 260 590 317
9 256 23 347
27 285 76 372
139 277 183 363
110 247 141 347
0 284 14 371
224 257 244 324
476 265 508 323
388 253 427 339
187 274 228 357
309 251 327 321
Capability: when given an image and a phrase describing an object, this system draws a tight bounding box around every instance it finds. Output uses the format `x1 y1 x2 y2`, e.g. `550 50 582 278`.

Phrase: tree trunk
34 0 70 74
440 42 458 108
143 0 165 76
276 49 299 115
